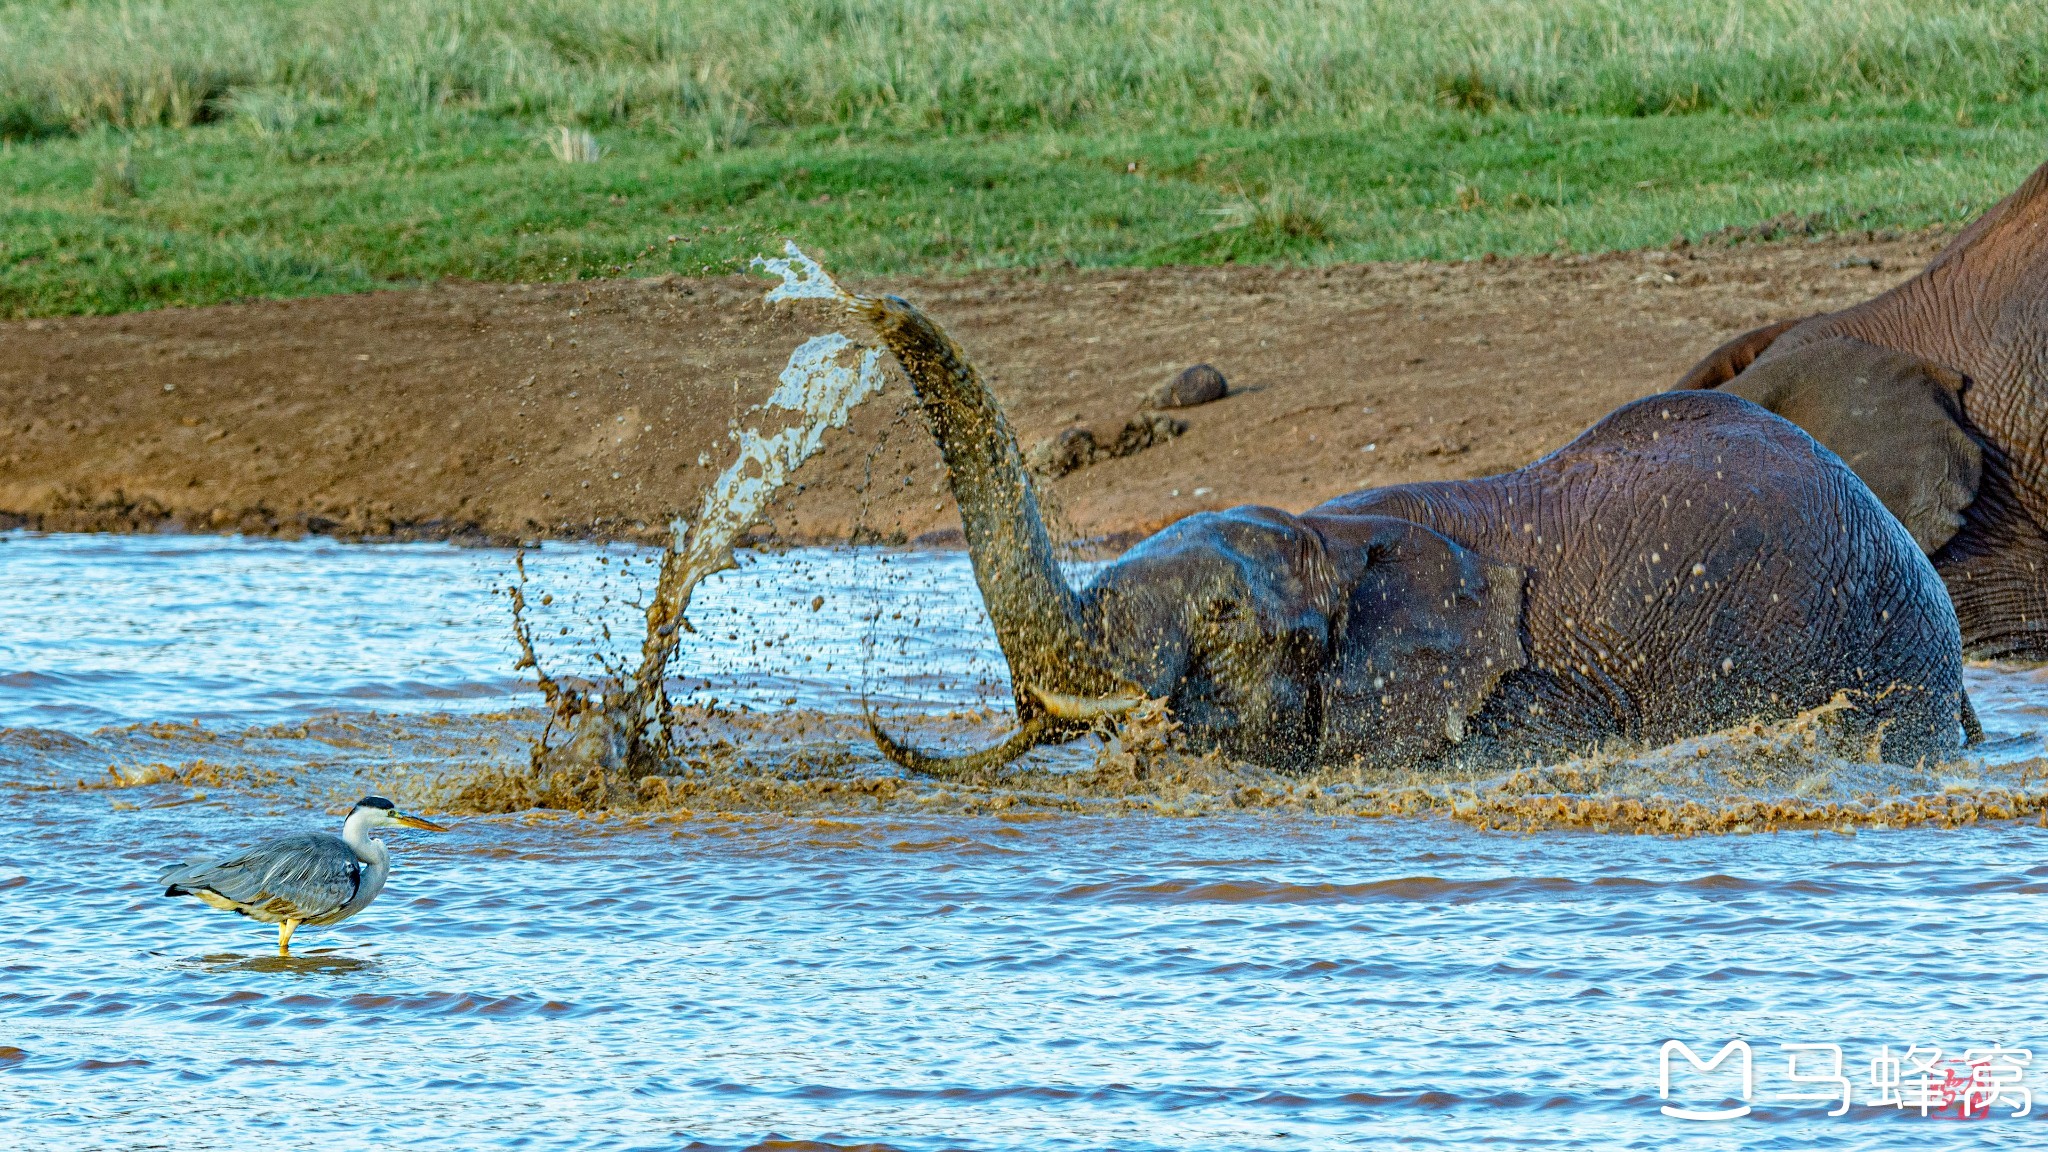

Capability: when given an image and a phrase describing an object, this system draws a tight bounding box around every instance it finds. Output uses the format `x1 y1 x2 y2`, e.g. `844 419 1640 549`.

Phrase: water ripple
2 537 2047 1149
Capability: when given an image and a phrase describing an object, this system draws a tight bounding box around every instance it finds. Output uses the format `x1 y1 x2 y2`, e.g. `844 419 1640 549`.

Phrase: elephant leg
1935 487 2048 662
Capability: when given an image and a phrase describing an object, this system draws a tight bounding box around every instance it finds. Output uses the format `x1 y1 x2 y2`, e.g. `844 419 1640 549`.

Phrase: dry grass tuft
546 125 602 164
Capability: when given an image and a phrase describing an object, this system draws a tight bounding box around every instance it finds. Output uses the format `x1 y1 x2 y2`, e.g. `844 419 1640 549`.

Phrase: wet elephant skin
860 295 1966 774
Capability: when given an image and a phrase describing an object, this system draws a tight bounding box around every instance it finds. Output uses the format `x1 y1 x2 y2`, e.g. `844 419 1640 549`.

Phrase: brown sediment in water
0 232 1947 546
0 711 539 809
77 759 290 795
17 696 2040 837
510 251 891 776
417 697 2048 836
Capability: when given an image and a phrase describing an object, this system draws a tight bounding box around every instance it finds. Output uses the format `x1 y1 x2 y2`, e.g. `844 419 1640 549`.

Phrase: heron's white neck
340 807 392 868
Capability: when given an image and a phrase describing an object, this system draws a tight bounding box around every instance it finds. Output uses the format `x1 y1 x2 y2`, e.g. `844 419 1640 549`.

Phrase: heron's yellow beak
395 812 449 831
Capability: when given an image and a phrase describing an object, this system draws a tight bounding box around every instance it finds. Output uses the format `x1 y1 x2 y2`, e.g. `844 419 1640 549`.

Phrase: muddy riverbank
0 233 1938 546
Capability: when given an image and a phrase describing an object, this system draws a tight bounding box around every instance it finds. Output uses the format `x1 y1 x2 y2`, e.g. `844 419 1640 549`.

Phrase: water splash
683 333 884 561
513 244 885 783
752 240 849 303
412 689 2048 834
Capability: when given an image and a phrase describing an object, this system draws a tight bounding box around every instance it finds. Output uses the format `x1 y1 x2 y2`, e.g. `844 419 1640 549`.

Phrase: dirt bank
0 234 1937 546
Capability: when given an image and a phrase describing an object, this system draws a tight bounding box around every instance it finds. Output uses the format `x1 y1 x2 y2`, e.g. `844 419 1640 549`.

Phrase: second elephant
1677 157 2048 660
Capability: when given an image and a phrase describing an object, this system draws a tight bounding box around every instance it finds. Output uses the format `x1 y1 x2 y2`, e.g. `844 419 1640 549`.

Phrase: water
3 533 2048 1150
0 532 1014 729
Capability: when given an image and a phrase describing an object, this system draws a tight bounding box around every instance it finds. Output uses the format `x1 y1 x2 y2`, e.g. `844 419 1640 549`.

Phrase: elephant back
1318 390 1965 766
1537 391 1963 764
1768 160 2048 530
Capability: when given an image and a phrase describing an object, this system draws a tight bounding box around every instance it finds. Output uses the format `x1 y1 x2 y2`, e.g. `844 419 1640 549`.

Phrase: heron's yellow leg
278 919 300 956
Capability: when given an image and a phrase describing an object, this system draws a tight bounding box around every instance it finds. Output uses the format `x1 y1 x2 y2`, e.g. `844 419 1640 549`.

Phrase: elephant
849 293 1969 775
1675 157 2048 660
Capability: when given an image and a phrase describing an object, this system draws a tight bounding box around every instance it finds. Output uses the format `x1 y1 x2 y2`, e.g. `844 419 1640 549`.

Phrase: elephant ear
1673 315 1811 391
1724 337 1982 554
1315 516 1527 763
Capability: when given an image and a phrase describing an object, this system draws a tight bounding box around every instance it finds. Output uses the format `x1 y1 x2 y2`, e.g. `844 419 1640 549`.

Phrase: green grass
9 0 2047 137
4 0 2048 316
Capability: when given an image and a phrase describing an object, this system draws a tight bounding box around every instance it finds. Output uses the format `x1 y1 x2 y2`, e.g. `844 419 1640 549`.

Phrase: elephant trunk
852 294 1135 770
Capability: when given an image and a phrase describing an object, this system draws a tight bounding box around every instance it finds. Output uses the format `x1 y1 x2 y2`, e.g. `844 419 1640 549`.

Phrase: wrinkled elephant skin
859 295 1967 774
1678 158 2048 660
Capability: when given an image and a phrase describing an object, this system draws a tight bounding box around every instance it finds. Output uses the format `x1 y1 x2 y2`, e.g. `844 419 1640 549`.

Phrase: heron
159 795 448 955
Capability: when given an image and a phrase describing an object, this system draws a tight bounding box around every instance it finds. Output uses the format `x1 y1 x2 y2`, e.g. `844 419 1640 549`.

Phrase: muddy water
4 533 2048 1150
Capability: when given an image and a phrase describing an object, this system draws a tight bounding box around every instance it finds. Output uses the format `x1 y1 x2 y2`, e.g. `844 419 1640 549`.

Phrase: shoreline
0 232 1937 548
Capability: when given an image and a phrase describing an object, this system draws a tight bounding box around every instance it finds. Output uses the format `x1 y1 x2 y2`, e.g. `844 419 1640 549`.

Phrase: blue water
0 532 1013 728
0 532 2045 1151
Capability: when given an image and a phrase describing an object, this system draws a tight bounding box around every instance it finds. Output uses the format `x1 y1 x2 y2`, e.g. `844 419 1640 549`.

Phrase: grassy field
4 0 2047 317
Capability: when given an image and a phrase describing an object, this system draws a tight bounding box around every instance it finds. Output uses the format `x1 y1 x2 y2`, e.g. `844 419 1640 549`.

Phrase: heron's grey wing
162 832 362 920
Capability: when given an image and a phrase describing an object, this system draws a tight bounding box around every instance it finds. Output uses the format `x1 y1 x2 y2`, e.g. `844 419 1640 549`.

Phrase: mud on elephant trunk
851 296 1139 771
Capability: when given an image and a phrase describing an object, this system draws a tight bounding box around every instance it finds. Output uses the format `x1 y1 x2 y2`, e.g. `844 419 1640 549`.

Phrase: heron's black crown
354 796 396 811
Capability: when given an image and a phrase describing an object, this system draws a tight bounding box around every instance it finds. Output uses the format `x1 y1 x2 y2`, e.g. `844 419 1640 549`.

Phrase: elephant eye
1205 597 1241 624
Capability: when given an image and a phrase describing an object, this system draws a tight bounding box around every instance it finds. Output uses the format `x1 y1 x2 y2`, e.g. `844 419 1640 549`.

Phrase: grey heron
159 795 448 955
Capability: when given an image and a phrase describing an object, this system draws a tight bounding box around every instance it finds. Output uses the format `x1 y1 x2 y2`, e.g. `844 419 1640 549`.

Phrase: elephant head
855 294 1525 773
1077 506 1344 769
